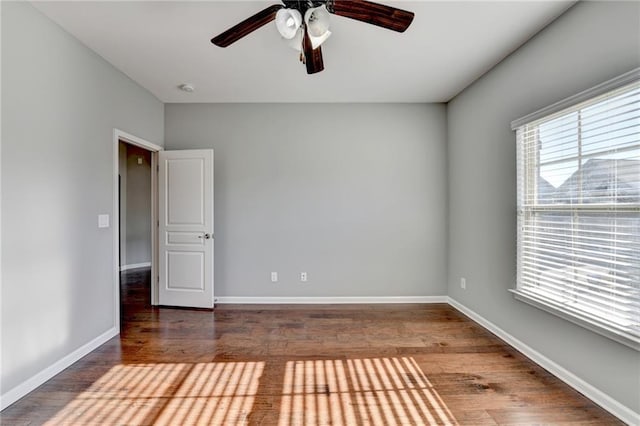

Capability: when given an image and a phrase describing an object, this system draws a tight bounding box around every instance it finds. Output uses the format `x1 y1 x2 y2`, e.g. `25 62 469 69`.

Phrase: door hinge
157 165 160 172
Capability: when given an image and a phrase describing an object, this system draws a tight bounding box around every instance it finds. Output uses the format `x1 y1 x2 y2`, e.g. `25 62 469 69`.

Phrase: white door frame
113 129 163 331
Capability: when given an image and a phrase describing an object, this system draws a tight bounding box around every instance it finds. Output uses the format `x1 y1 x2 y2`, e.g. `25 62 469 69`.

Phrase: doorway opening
113 129 162 332
118 141 153 328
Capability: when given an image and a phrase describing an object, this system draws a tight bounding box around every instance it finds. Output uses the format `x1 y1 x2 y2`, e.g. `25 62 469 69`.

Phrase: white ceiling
33 1 575 103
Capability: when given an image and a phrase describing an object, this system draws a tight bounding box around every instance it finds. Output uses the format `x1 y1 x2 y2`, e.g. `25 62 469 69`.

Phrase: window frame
511 68 640 351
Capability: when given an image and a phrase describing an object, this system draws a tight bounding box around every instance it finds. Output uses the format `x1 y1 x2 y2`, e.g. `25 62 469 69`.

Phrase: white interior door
158 149 214 308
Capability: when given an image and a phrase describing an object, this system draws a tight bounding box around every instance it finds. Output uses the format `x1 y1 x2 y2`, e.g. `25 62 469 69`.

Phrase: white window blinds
514 74 640 348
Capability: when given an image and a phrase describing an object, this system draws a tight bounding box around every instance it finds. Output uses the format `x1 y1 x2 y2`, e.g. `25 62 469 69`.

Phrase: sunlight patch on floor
278 356 458 426
44 361 264 425
40 356 456 425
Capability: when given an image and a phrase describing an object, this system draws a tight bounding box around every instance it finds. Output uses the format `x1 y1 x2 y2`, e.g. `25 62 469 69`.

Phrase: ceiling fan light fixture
308 29 331 50
275 8 302 39
287 27 304 51
304 5 331 49
304 5 331 37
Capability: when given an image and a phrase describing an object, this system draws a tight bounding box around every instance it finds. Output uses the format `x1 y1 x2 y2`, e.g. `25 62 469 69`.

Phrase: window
512 70 640 349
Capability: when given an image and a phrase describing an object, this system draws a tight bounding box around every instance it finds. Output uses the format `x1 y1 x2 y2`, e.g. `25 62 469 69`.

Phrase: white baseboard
216 296 448 304
119 262 151 271
447 297 639 426
0 327 118 411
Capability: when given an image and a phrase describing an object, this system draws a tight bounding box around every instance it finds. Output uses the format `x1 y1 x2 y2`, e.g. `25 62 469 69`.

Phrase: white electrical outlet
300 272 308 282
271 272 278 282
461 277 467 290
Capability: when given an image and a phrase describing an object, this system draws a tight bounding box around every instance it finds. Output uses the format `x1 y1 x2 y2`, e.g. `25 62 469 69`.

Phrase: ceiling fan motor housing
282 1 333 15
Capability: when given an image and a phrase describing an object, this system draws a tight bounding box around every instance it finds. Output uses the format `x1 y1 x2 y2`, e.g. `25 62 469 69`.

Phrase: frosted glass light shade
287 27 330 51
308 30 331 49
305 5 330 37
288 27 304 51
304 5 331 49
275 8 302 39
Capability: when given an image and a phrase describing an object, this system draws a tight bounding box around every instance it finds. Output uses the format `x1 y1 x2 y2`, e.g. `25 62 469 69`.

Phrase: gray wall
447 1 640 413
125 145 152 266
1 1 164 396
165 104 447 298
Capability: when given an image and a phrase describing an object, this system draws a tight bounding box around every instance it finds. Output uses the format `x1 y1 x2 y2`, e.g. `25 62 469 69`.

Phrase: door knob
198 233 212 239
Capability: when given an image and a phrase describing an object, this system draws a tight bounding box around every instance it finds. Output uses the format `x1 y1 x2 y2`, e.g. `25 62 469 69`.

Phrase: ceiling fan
211 0 414 74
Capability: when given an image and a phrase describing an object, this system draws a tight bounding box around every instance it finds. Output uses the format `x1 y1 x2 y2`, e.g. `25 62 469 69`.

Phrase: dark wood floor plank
0 269 622 425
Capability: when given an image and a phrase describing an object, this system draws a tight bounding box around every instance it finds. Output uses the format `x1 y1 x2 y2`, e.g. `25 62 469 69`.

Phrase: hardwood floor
1 269 622 425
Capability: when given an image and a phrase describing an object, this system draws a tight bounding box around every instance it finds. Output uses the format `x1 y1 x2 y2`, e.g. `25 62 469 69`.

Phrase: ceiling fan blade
211 4 283 47
303 29 324 74
328 0 414 33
